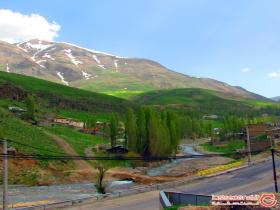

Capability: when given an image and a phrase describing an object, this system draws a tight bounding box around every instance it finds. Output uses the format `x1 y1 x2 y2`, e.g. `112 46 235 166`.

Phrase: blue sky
0 0 280 97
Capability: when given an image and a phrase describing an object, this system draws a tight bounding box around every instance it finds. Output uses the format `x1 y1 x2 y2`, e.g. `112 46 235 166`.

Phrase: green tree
147 111 160 156
137 108 147 153
93 153 112 194
125 108 137 152
85 118 96 128
25 95 36 121
109 113 118 147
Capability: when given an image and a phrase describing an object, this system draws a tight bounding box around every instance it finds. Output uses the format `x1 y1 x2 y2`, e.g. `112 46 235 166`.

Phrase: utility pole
2 140 8 210
246 126 251 165
271 149 278 193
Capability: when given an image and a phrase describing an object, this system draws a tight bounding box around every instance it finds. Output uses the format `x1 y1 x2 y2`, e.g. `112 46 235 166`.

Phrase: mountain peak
0 39 268 100
271 96 280 102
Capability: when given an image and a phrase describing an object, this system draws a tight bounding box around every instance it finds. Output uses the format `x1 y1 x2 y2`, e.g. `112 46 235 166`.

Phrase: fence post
2 140 8 210
271 149 278 193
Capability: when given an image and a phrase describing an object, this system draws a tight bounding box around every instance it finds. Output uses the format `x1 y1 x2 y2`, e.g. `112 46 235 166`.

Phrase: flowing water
2 180 135 205
146 144 202 176
2 145 201 205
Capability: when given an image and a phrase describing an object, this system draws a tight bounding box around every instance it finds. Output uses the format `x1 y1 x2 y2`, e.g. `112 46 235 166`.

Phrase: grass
74 71 154 99
45 125 108 156
134 88 280 116
197 160 244 176
104 90 145 98
0 71 134 113
202 139 245 156
56 109 112 122
0 108 63 156
245 99 279 107
44 125 130 167
165 205 186 210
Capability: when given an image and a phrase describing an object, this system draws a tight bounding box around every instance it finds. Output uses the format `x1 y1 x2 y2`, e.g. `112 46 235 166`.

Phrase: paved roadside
61 159 280 210
63 191 159 210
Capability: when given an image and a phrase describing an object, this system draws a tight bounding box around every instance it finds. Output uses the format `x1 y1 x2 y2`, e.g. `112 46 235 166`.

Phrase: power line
0 153 221 161
0 138 66 156
1 138 273 162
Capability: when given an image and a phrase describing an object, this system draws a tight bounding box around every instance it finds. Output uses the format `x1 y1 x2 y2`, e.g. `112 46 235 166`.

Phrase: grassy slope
202 139 245 156
74 71 154 98
45 125 108 156
133 88 280 115
0 108 62 156
0 71 134 114
0 72 132 157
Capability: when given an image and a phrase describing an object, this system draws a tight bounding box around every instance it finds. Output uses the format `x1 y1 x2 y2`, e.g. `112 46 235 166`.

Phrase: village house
106 146 128 154
246 124 272 138
266 127 280 140
203 114 219 120
245 124 278 152
8 106 26 113
53 117 84 128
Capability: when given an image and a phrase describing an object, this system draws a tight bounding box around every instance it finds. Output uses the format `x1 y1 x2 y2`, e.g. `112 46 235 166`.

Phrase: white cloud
0 9 60 43
268 72 280 78
241 68 250 73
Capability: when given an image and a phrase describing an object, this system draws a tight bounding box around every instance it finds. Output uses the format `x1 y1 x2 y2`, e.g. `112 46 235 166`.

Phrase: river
1 145 201 206
146 144 202 176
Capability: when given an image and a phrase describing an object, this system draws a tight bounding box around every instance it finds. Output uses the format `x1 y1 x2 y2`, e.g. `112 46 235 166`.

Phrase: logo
259 193 277 207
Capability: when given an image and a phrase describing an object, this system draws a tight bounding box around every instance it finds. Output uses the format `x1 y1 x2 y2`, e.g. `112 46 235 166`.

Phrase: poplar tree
125 108 137 152
109 113 118 147
24 95 36 121
137 108 147 153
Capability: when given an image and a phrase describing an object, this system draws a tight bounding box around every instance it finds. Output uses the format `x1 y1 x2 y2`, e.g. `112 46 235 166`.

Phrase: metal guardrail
8 160 258 210
159 191 211 209
10 194 110 210
7 178 210 210
159 191 172 209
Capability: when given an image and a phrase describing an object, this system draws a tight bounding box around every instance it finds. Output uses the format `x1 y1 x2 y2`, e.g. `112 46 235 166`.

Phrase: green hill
134 88 280 116
0 72 135 185
0 71 134 116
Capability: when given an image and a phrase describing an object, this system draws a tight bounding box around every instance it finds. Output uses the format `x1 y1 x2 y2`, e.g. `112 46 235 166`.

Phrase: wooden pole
2 140 8 210
271 149 278 193
246 126 251 165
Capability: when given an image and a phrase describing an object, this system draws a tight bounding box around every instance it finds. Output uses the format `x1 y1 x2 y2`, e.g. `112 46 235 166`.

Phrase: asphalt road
66 159 280 210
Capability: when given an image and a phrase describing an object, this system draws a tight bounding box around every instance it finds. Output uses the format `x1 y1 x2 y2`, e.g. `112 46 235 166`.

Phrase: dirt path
44 131 94 171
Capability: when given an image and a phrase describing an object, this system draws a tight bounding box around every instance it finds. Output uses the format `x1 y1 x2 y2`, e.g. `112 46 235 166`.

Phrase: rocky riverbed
2 142 232 206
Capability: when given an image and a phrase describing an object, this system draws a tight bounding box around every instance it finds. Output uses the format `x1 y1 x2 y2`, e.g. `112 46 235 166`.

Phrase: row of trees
109 107 181 157
109 111 278 151
109 107 218 157
180 116 213 139
219 115 279 140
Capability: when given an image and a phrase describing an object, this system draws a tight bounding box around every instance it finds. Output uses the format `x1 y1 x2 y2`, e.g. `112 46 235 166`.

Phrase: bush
197 161 243 176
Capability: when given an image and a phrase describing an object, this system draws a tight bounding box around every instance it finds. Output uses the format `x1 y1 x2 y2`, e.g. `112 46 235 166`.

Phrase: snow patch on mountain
64 49 83 66
46 46 57 52
82 71 91 80
98 64 106 69
56 72 69 85
92 55 101 64
36 60 46 68
114 60 118 72
25 40 53 52
42 53 55 60
26 41 53 62
6 63 10 73
16 42 28 52
59 42 128 59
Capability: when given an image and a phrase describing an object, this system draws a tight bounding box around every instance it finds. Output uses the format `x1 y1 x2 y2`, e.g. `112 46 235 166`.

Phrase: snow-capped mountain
0 39 267 99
